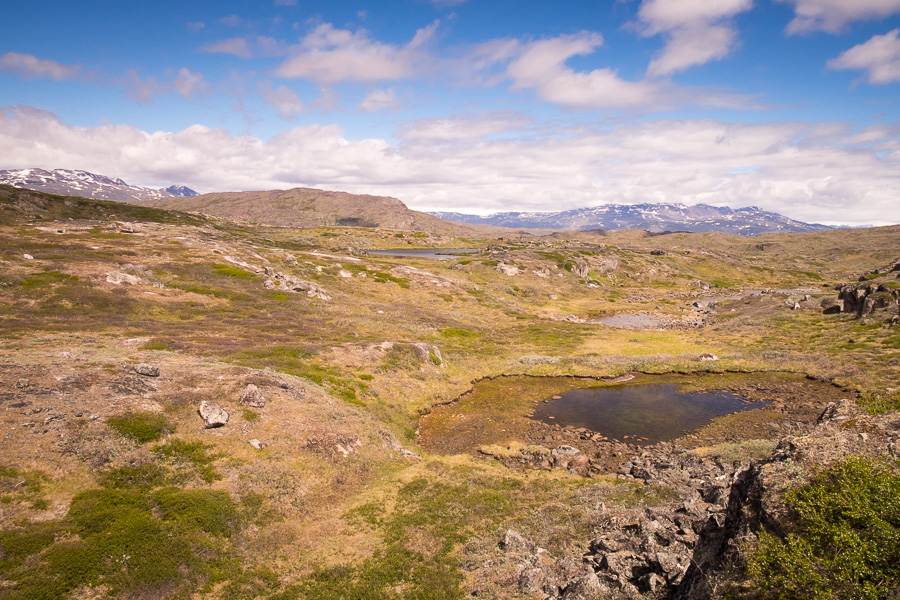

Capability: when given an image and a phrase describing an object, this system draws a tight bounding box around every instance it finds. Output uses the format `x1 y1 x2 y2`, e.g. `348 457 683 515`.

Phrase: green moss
857 390 900 415
153 439 221 483
139 339 172 351
212 263 258 280
749 457 900 600
151 487 237 537
20 271 78 290
372 272 410 289
107 411 174 443
241 408 260 422
101 463 168 490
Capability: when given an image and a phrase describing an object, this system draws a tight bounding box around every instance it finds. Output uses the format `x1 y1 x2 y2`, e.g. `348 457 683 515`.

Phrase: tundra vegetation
0 184 899 599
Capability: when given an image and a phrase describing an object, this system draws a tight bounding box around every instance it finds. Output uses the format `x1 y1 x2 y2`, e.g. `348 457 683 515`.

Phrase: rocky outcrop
674 399 900 599
239 383 267 408
264 267 331 300
133 363 160 377
832 281 900 317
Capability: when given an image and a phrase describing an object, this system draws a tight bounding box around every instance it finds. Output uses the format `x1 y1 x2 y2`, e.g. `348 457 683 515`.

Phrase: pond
417 372 844 455
530 384 768 443
368 248 481 260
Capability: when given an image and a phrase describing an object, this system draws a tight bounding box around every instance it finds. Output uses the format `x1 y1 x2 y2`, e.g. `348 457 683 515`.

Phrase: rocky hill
141 187 482 233
431 203 833 235
0 168 197 203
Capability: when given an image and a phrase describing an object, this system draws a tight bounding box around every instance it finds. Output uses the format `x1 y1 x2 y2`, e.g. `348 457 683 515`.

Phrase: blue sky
2 0 899 226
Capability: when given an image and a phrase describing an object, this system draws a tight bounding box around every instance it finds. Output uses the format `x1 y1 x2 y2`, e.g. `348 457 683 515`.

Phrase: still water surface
531 384 769 443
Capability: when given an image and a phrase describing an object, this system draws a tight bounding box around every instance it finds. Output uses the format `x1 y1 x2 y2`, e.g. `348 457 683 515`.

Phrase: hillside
1 185 899 600
142 187 484 234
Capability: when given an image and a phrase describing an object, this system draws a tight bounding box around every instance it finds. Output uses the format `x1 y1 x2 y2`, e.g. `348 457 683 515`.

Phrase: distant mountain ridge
0 168 198 203
430 203 833 235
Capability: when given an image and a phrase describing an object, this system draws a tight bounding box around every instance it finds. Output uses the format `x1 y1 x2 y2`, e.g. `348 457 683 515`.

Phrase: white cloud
274 21 438 83
396 114 530 142
258 81 305 118
3 105 898 226
636 0 753 77
777 0 900 34
506 33 661 108
358 88 398 113
0 52 80 81
174 68 211 99
201 37 253 59
828 29 900 83
186 21 205 33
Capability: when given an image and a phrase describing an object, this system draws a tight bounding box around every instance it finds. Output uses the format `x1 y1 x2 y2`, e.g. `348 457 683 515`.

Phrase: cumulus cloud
777 0 900 34
0 52 80 81
506 33 661 108
828 29 900 83
259 81 305 118
358 88 398 113
121 70 167 104
636 0 753 76
274 21 438 83
3 105 897 226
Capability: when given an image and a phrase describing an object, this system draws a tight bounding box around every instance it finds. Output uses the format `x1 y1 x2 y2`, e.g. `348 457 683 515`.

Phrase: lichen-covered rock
133 363 160 377
239 383 267 408
198 401 229 428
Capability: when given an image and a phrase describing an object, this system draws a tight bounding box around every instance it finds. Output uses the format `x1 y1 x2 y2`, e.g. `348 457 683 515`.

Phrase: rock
198 401 229 428
239 384 267 408
15 378 30 389
650 250 666 256
561 571 609 599
400 448 423 460
496 262 522 276
339 270 353 278
106 271 143 285
820 297 843 314
248 439 266 449
119 222 142 234
698 352 718 361
23 253 34 260
133 363 160 377
264 279 276 289
500 529 533 553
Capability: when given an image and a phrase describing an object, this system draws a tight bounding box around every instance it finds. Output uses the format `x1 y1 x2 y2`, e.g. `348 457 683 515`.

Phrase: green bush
106 411 173 443
749 457 900 600
857 390 900 415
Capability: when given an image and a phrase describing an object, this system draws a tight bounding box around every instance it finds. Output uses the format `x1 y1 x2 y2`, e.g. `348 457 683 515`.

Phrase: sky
1 0 899 226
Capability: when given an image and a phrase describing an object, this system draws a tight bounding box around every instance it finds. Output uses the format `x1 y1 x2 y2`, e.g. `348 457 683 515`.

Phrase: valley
0 184 899 600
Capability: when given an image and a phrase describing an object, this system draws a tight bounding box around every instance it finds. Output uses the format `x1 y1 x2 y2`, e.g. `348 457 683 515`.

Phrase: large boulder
198 401 229 428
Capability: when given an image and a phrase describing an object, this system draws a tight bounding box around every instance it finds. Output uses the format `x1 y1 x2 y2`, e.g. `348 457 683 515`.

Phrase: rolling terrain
0 183 899 600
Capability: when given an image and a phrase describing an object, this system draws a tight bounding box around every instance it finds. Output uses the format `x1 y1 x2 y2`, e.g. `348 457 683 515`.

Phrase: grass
749 457 900 600
153 439 222 483
106 411 174 443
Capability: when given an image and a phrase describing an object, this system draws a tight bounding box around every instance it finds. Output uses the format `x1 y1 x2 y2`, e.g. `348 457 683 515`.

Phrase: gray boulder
198 401 229 428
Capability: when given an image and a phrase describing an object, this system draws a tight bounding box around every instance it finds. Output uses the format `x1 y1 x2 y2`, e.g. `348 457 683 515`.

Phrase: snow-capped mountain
430 203 833 235
0 168 198 203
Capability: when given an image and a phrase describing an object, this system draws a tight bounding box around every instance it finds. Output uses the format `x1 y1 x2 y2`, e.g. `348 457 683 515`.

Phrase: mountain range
430 204 833 235
0 168 197 203
1 167 834 235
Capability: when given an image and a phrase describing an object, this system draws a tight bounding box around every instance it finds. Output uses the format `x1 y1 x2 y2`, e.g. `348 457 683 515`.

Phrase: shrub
749 457 900 600
153 439 221 483
106 411 173 443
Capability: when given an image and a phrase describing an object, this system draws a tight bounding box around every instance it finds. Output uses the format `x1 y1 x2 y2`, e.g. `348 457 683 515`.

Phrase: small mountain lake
368 248 480 260
530 384 768 443
418 372 845 455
